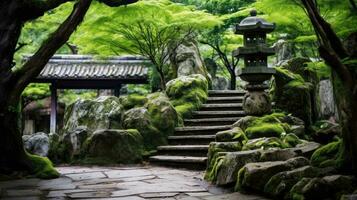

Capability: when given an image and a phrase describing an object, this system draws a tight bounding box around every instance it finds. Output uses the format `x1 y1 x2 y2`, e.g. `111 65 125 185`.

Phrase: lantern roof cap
235 10 275 34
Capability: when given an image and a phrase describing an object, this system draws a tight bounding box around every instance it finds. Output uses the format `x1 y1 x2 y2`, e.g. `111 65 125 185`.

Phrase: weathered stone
212 76 229 90
166 74 208 119
231 116 258 131
293 141 321 158
236 157 309 192
171 40 210 81
311 120 341 144
61 126 88 160
287 177 330 200
123 107 163 150
22 132 49 157
264 166 334 198
273 39 293 66
273 65 313 127
63 96 123 134
259 148 299 162
242 137 287 150
215 127 247 143
322 175 356 199
242 91 271 116
82 129 144 164
215 150 261 185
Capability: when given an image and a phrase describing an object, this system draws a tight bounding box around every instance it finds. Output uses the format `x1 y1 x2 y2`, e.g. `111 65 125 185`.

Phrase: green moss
242 137 289 150
166 74 208 119
27 153 59 179
245 123 286 139
205 155 225 182
310 139 344 168
235 166 247 191
281 133 302 147
120 94 148 110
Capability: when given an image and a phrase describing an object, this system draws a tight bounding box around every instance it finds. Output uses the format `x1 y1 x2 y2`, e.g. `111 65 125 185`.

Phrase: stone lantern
233 10 276 116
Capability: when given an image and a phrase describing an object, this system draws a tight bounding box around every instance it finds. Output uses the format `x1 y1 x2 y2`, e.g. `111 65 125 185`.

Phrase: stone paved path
0 165 268 200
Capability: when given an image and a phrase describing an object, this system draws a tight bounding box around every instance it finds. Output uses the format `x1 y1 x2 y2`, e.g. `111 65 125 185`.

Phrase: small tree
73 0 222 90
104 22 194 90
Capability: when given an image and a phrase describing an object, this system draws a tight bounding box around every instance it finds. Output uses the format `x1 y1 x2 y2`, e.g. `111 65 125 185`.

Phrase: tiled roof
24 55 150 81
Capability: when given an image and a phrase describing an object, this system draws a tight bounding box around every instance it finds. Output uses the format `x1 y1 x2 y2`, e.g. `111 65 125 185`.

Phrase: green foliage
27 153 59 179
59 90 97 106
119 94 148 110
22 83 50 101
306 62 331 79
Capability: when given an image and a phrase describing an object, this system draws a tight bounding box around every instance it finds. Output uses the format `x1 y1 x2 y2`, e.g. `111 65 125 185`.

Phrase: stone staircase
149 90 246 169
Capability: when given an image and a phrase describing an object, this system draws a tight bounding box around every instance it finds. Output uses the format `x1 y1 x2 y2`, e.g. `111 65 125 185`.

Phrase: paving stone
68 191 112 199
105 169 152 179
0 178 40 189
0 197 41 200
3 189 42 197
46 189 96 198
139 192 179 198
57 166 109 174
38 177 75 190
185 192 212 197
66 171 107 181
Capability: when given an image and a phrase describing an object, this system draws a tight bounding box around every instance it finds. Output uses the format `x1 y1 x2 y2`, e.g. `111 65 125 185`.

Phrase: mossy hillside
27 153 59 179
166 74 208 119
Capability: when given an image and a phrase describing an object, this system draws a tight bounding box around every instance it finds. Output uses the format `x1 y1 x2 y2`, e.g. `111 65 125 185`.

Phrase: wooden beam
50 83 57 133
114 84 122 97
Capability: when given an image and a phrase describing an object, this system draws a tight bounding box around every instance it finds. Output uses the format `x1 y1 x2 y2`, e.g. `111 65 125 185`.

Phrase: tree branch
9 0 93 104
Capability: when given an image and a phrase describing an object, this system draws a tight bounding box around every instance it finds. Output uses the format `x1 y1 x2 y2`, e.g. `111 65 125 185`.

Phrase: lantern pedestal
242 83 271 116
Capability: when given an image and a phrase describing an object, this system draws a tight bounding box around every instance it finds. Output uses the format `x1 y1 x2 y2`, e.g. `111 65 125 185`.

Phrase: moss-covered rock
205 142 242 182
214 150 261 186
119 94 148 110
242 137 289 150
235 157 309 192
146 92 178 135
281 133 302 148
81 129 143 164
27 153 59 179
123 107 163 150
264 166 334 199
310 139 343 168
273 66 313 127
166 74 208 119
215 127 247 143
311 120 341 144
63 96 123 134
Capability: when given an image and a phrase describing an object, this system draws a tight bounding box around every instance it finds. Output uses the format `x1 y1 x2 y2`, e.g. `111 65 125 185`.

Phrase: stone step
206 96 244 104
174 125 231 135
200 103 243 111
168 135 216 145
156 145 209 157
208 90 245 97
192 111 245 119
184 117 241 126
149 155 207 170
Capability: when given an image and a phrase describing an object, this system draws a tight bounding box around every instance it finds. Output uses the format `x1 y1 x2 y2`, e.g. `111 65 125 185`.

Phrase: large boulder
56 126 89 162
123 107 163 150
166 74 208 119
264 166 335 198
273 66 313 127
23 132 49 157
215 127 247 143
81 129 143 164
311 120 341 144
63 96 123 134
170 40 210 81
287 175 356 200
214 150 261 186
310 139 343 168
236 157 309 192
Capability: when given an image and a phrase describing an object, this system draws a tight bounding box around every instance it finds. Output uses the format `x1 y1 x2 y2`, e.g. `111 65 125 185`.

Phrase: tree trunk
229 71 236 90
0 0 93 174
